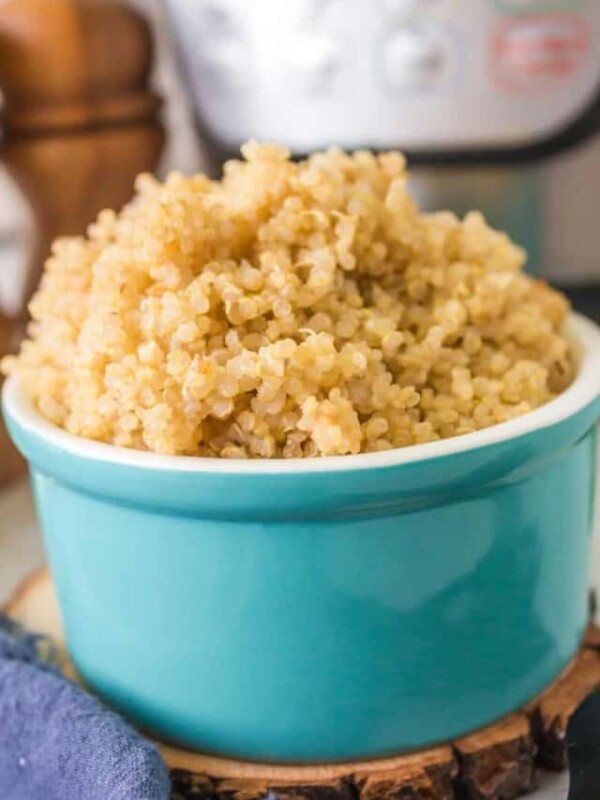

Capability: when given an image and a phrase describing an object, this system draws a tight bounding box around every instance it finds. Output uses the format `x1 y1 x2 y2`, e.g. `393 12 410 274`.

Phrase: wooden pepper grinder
0 0 165 485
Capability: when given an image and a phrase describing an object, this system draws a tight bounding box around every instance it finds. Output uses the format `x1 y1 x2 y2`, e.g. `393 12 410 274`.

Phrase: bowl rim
3 311 600 475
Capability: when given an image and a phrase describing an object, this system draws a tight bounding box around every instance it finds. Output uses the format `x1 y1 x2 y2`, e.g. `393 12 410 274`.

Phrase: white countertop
4 476 598 799
0 479 44 604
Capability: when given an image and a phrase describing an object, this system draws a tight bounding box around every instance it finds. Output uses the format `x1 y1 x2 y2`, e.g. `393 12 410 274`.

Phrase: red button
491 14 589 90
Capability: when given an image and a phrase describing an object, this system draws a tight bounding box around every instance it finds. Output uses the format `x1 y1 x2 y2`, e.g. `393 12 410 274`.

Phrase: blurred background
0 0 598 495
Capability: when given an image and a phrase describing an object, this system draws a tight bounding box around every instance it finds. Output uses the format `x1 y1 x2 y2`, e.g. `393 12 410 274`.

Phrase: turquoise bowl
3 312 600 763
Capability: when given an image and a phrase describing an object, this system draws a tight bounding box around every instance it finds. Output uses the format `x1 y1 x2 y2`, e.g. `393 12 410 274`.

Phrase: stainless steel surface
165 0 600 153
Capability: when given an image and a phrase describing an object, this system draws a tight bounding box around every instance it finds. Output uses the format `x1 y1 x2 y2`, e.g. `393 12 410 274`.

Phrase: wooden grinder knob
0 0 165 325
0 0 161 133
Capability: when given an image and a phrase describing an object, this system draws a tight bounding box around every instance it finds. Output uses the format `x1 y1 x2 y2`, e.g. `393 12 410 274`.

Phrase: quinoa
3 143 573 458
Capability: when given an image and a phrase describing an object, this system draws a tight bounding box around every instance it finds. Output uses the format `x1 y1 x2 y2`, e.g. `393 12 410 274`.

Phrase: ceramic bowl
3 312 600 763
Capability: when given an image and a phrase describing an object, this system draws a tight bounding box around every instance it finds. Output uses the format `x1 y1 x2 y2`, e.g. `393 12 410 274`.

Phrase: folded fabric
0 614 170 800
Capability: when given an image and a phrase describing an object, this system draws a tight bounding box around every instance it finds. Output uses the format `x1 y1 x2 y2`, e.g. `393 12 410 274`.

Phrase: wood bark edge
168 639 600 800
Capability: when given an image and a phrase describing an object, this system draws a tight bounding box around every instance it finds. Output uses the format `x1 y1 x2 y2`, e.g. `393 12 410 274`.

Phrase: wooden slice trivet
6 569 600 800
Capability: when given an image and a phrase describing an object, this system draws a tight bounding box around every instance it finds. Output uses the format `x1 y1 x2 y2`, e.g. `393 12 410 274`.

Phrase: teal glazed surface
3 315 600 762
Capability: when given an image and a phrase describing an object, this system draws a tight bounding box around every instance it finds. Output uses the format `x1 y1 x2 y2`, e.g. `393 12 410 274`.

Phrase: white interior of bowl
3 312 600 474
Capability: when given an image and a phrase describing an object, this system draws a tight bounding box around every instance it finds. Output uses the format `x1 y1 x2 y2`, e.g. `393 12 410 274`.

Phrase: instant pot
165 0 600 311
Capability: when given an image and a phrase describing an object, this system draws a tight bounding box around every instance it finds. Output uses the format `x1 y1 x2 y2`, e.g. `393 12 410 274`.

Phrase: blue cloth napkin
0 614 170 800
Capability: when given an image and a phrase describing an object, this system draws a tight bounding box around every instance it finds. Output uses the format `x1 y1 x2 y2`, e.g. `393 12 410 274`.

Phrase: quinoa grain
3 144 573 457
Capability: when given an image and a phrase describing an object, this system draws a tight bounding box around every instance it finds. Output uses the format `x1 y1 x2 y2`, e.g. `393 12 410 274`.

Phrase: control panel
166 0 600 156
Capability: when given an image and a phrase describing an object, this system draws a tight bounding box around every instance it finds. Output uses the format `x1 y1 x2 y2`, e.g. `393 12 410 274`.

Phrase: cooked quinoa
3 143 573 458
